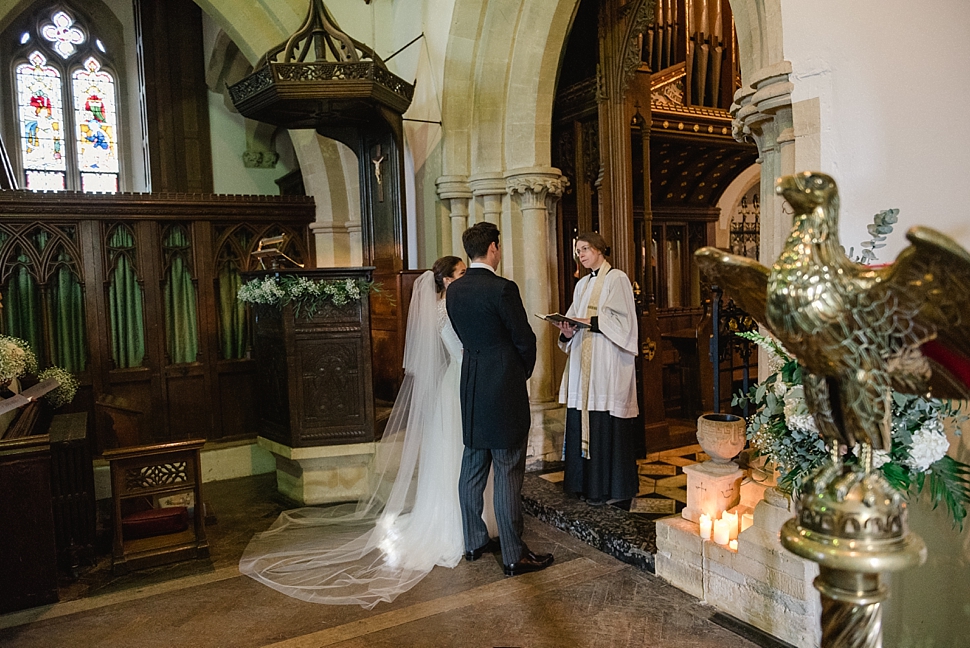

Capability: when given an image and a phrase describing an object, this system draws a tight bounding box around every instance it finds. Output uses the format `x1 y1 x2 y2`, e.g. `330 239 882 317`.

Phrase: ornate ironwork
729 190 760 260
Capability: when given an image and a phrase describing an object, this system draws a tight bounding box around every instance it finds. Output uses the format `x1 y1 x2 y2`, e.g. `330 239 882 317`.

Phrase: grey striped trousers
458 440 527 566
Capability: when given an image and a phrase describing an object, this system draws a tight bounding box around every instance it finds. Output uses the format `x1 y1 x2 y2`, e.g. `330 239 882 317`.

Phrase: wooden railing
0 190 315 453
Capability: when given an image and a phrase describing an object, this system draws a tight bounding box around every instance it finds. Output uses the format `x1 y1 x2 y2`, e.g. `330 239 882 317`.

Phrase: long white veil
239 271 457 608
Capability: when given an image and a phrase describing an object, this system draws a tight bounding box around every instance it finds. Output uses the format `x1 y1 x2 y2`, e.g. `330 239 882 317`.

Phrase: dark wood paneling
217 361 257 439
0 437 58 613
0 191 315 453
249 268 376 448
137 0 213 193
370 270 423 403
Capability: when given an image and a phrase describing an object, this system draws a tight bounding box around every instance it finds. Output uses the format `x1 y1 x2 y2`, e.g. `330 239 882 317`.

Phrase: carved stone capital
505 169 569 210
434 175 472 200
731 64 794 147
310 220 354 236
468 172 506 197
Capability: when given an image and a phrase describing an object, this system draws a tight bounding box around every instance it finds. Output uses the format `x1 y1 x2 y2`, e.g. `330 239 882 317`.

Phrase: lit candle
699 514 712 540
713 519 730 545
722 511 739 541
741 513 754 533
729 539 738 551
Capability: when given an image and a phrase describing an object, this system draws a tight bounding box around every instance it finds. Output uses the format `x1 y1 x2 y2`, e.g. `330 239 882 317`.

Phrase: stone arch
439 0 581 178
502 0 578 171
193 0 301 65
714 162 760 249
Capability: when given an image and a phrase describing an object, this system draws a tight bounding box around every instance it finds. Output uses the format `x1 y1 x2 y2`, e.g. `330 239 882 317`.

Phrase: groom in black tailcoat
446 222 554 576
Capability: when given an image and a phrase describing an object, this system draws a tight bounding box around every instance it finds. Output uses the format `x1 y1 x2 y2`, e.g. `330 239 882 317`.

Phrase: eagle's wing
694 247 769 326
882 226 970 399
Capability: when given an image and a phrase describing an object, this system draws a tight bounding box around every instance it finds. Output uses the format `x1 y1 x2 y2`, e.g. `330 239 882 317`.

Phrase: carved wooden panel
248 268 375 448
0 191 315 453
299 340 363 428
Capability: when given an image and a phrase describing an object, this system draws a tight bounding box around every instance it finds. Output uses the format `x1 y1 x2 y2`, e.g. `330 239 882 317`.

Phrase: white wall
783 1 970 259
206 90 298 196
200 11 297 196
782 4 970 644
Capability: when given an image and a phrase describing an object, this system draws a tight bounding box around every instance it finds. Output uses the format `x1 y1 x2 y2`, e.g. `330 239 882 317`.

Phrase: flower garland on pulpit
237 275 383 318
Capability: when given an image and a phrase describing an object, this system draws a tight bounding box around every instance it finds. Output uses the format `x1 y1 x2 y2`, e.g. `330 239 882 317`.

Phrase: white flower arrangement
37 366 80 409
0 335 79 408
734 329 970 529
237 275 380 318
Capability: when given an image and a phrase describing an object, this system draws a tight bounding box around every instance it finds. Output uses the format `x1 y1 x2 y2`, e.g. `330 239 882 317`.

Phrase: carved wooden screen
0 191 314 452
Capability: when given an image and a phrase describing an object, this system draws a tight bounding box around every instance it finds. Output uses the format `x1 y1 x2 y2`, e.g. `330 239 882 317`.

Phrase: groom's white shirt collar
469 262 496 274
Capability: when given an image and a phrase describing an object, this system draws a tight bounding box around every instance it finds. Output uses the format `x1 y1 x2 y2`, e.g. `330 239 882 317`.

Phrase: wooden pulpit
249 268 377 447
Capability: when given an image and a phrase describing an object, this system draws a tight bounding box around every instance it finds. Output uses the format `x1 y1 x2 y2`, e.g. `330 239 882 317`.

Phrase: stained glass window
16 51 66 191
73 57 118 192
11 8 122 193
41 11 85 59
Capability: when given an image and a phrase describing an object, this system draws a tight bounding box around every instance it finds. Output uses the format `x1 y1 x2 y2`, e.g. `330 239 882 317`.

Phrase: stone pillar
435 175 473 258
310 221 361 267
505 168 569 465
731 63 794 381
731 63 795 269
470 172 507 273
469 172 506 226
505 168 567 408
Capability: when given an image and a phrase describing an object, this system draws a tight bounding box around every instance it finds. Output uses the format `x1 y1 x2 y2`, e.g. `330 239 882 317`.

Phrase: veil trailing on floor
239 271 466 608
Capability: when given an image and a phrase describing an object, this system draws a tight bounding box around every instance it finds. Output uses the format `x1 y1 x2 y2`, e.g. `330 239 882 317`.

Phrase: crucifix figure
371 145 386 202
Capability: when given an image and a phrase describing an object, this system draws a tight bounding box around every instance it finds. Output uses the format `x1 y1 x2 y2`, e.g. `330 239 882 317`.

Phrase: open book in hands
534 313 590 329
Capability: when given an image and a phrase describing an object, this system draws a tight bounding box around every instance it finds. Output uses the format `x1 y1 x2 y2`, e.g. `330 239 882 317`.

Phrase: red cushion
122 506 189 539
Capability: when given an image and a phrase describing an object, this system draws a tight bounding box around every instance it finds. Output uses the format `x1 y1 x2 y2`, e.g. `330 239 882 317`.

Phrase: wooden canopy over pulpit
229 0 415 405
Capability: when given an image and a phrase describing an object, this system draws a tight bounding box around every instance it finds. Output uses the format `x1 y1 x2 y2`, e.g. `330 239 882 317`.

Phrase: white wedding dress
239 271 490 608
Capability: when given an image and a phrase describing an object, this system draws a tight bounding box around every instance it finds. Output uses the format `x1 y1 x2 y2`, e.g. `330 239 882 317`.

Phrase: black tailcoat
446 267 536 449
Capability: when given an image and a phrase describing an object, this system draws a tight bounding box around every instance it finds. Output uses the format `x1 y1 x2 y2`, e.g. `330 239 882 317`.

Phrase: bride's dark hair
432 255 463 294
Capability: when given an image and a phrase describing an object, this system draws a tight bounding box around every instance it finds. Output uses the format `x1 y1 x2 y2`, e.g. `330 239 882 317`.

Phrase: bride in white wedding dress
240 257 492 609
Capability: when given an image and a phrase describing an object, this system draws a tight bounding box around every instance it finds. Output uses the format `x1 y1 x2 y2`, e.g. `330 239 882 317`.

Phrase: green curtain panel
163 227 199 364
3 260 44 361
47 260 87 373
217 261 247 360
108 227 146 368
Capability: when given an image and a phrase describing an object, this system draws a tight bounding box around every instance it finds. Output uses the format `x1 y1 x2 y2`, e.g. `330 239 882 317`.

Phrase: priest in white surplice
554 232 640 505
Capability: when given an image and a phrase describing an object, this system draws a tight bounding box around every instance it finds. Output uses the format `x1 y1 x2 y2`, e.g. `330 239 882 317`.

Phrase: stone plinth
681 460 743 523
258 437 376 506
656 487 822 648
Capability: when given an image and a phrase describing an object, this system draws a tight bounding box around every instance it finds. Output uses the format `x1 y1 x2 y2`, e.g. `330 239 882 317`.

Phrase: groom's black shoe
464 538 500 562
503 551 554 576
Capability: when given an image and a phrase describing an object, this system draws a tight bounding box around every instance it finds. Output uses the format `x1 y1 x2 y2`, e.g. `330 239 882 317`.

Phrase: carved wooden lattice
125 461 188 490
